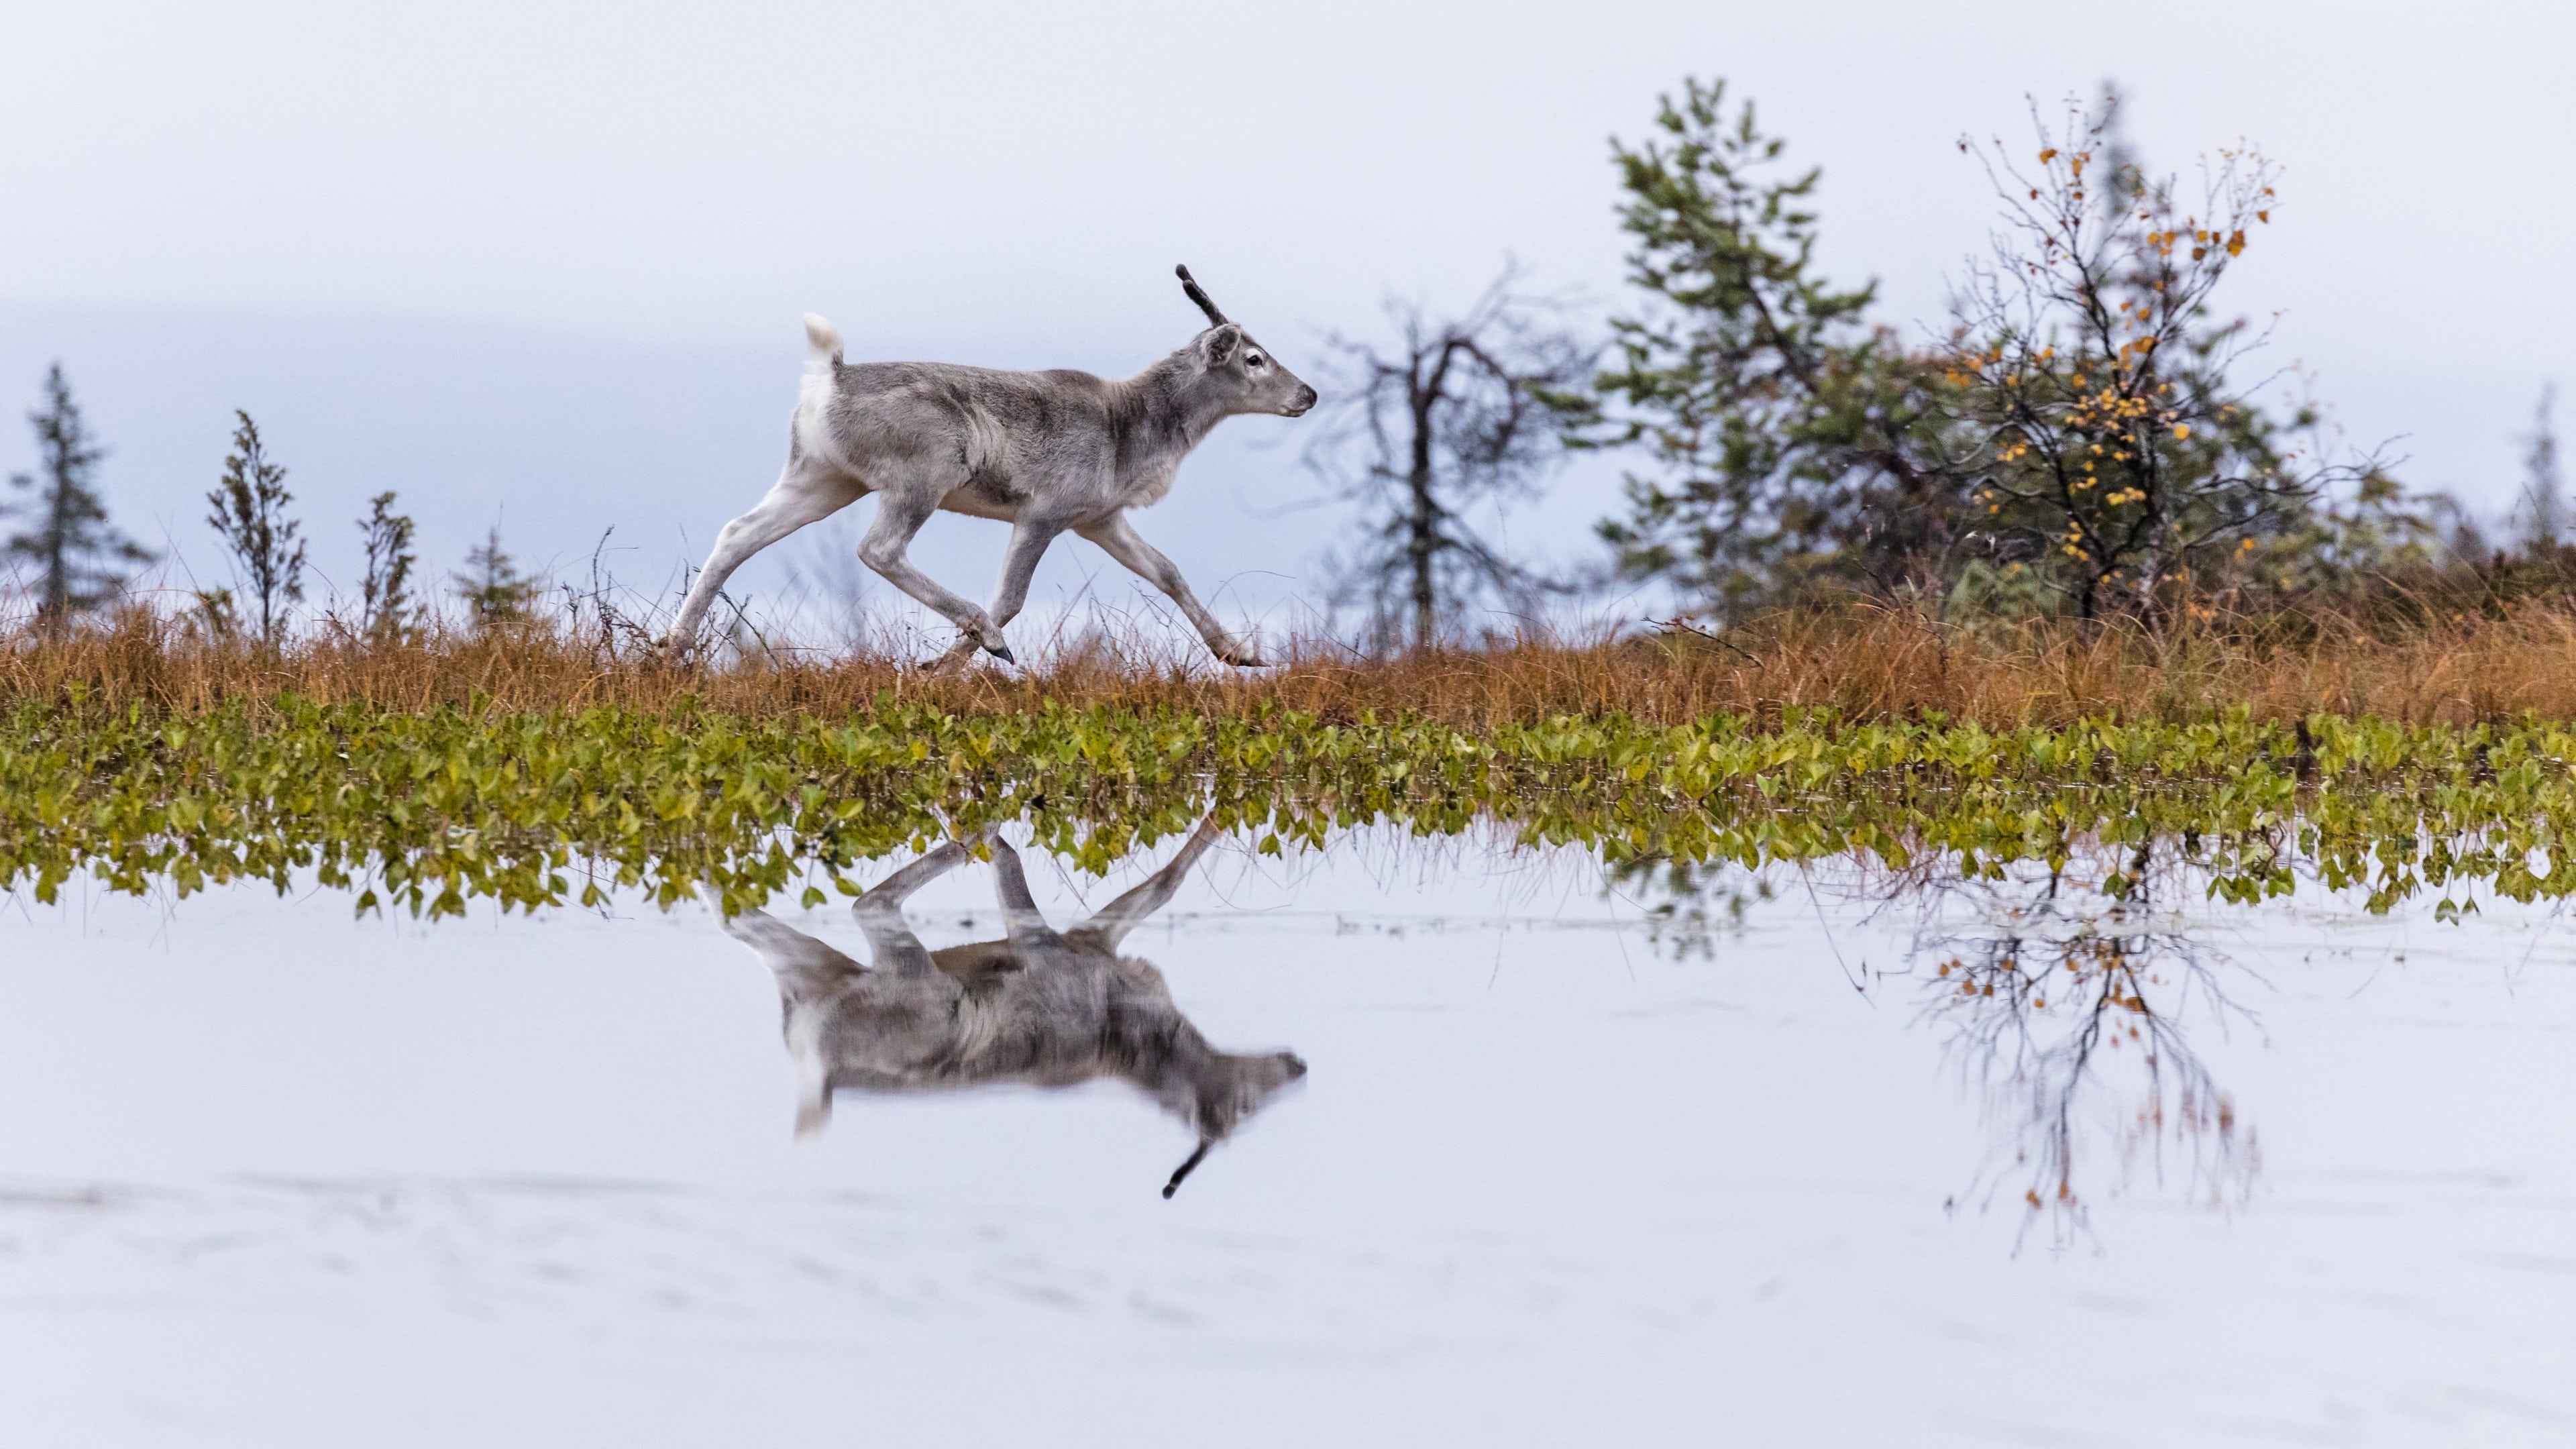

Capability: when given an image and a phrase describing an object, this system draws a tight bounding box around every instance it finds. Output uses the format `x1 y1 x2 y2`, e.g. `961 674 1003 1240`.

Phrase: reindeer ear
1200 325 1242 366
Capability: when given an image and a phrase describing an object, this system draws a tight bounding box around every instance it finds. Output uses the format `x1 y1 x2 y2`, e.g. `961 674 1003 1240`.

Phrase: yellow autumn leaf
2039 148 2058 163
2225 230 2246 256
2173 424 2191 441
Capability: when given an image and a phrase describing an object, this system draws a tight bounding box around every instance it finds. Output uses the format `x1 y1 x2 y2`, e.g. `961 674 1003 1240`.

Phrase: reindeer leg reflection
985 837 1067 952
700 887 872 1138
702 888 867 1000
851 839 975 978
1066 813 1226 953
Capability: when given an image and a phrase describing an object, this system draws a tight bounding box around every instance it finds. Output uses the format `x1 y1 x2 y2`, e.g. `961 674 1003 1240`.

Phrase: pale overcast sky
3 0 2567 635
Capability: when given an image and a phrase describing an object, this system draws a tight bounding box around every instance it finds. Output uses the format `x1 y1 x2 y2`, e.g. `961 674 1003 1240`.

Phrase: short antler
1161 1138 1214 1199
1175 264 1229 327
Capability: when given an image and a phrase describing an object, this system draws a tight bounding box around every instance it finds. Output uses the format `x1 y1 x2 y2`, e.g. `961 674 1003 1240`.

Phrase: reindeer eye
1246 352 1266 368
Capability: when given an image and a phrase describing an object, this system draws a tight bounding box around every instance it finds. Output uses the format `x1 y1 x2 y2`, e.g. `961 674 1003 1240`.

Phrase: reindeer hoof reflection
703 816 1303 1197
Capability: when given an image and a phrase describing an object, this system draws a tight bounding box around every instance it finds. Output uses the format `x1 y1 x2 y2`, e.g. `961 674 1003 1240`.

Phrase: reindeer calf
668 267 1316 667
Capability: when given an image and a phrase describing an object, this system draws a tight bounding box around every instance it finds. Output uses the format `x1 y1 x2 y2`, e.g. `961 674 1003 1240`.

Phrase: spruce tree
5 364 157 621
453 525 541 627
1573 78 1945 617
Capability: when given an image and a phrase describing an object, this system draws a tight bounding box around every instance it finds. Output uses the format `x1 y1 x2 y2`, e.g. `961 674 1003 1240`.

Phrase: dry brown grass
7 600 2576 729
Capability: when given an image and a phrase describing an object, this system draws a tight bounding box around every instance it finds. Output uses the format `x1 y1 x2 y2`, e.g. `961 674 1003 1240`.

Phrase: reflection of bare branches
1615 837 2264 1242
1904 847 2261 1246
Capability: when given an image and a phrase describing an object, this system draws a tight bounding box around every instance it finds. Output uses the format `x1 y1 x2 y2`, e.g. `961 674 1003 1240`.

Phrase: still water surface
1 828 2571 1446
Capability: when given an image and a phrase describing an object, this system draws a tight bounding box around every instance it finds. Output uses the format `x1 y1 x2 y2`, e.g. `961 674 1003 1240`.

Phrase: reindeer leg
980 512 1069 655
926 634 985 674
700 885 867 999
851 840 975 977
1066 813 1227 952
1075 513 1264 667
921 513 1067 674
669 462 859 653
984 837 1067 953
859 475 1013 662
698 885 871 1138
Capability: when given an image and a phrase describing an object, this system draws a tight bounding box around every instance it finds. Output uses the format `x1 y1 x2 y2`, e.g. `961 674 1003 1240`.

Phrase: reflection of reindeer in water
705 817 1305 1197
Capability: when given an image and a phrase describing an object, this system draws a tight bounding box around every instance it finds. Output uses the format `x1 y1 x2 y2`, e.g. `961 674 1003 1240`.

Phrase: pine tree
205 411 307 645
5 364 157 621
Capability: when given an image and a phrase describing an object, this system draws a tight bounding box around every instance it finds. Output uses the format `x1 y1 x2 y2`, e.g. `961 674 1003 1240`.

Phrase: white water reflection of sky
1 834 2571 1444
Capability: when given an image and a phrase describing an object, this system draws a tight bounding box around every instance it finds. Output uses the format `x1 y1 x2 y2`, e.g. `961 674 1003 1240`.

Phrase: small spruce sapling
453 525 541 628
358 492 419 641
205 411 307 645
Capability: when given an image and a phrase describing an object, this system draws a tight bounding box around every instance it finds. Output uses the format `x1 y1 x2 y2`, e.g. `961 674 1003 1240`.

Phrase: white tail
802 313 843 368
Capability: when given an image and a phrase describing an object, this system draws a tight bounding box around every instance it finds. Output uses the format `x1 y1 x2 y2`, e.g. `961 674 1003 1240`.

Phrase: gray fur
669 267 1318 666
702 816 1306 1191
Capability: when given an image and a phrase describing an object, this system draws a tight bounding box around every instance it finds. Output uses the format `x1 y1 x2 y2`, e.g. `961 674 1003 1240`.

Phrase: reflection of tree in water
1613 841 2262 1240
1608 857 1775 960
1903 845 2263 1244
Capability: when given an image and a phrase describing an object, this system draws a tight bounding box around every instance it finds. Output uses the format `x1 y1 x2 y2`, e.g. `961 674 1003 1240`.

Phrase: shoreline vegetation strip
21 603 2576 733
5 697 2573 917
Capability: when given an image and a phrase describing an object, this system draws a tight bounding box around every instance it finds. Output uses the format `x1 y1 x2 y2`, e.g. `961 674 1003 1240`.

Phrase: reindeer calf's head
1163 1049 1308 1141
1177 264 1318 419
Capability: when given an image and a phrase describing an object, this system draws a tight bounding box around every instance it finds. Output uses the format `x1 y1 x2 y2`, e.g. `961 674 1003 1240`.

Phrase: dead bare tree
1304 269 1593 653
